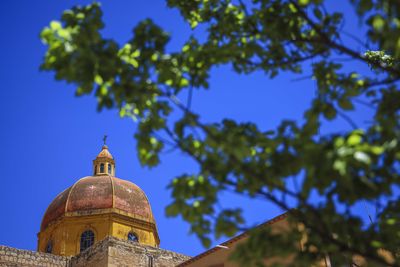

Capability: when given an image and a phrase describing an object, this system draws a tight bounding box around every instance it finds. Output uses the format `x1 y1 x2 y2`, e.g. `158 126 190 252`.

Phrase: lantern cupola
93 137 115 176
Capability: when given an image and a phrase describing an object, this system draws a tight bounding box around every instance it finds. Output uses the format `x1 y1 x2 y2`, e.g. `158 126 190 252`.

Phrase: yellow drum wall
38 213 159 256
38 214 112 256
111 220 158 247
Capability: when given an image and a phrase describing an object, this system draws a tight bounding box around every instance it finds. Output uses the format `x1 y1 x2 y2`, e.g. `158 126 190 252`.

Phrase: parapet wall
0 237 190 267
0 245 69 267
70 236 190 267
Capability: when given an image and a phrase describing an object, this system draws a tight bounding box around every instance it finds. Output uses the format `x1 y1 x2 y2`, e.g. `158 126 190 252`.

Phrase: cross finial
103 135 108 145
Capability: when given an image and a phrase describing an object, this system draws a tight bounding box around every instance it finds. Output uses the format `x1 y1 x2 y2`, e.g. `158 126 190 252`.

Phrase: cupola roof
96 145 113 159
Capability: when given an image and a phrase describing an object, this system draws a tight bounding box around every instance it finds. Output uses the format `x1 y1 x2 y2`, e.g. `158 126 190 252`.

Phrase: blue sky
0 0 374 256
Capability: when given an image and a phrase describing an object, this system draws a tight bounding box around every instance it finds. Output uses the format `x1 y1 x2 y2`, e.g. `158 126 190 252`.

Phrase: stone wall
0 245 69 267
106 237 190 267
69 237 109 267
0 237 190 267
70 236 190 267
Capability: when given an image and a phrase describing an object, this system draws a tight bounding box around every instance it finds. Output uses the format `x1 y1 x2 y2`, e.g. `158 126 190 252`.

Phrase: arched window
80 230 95 252
108 164 112 174
127 232 138 242
100 163 105 173
45 240 53 253
94 165 97 175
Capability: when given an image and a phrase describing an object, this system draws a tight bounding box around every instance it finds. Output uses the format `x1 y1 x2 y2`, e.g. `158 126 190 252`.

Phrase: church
0 144 323 267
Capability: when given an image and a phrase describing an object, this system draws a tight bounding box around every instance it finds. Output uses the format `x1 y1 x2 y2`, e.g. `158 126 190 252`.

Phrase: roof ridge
110 175 115 208
177 212 290 266
65 176 87 213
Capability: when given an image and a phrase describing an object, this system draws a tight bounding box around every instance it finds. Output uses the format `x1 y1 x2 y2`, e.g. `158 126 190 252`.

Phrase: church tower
37 144 160 256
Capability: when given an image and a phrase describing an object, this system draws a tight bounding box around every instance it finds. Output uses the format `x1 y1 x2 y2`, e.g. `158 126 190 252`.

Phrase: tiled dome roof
41 175 154 230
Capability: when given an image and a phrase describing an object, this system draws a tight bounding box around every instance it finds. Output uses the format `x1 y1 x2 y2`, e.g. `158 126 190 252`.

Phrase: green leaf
323 104 337 120
338 98 353 110
347 133 362 146
129 58 139 68
180 78 189 87
371 240 383 248
94 75 103 85
370 146 384 155
298 0 310 6
372 16 385 30
182 44 190 52
131 49 140 57
50 20 62 30
190 20 198 29
313 8 323 20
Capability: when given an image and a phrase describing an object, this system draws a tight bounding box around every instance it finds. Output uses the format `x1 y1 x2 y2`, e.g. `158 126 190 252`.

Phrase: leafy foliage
41 1 400 266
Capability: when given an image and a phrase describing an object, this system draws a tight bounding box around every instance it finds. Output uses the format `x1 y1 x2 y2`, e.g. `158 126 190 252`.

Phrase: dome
38 143 160 256
41 175 155 230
